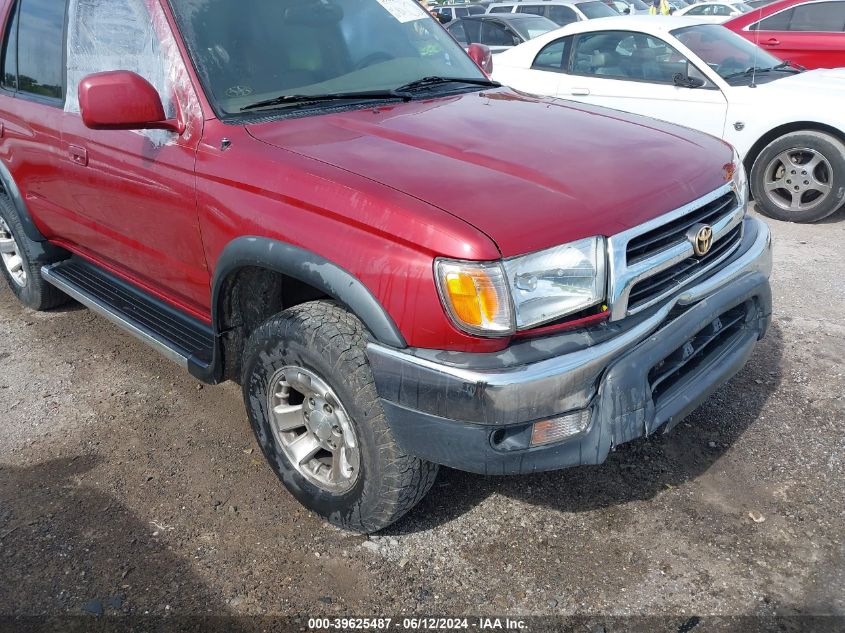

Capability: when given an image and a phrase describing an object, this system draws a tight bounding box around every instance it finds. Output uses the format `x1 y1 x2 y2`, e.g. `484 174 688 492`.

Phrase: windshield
577 1 620 18
168 0 485 116
672 24 781 80
631 0 649 9
511 16 560 39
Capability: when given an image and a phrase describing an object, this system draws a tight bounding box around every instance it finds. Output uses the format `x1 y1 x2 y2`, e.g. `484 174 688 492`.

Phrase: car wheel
241 300 438 533
750 131 845 223
0 195 69 310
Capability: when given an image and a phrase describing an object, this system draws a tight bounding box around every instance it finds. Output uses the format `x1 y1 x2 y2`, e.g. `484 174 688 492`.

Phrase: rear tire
750 131 845 223
241 300 438 533
0 194 69 310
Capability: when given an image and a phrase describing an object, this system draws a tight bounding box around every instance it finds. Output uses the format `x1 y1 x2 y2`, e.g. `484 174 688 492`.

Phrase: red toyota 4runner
0 0 772 531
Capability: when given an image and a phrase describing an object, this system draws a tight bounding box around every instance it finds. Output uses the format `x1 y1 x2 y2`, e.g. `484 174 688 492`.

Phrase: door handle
763 38 780 46
68 145 88 167
571 87 590 96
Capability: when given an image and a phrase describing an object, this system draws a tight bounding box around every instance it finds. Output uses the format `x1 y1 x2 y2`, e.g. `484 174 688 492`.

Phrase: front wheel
241 300 438 533
750 130 845 223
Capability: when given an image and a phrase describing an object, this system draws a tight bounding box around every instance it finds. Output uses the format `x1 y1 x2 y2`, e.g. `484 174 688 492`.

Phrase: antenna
750 3 764 88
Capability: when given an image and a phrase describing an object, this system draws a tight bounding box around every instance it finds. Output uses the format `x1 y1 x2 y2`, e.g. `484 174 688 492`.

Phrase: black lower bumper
368 218 773 475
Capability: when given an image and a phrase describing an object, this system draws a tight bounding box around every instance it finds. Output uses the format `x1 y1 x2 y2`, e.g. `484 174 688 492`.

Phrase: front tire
241 300 438 533
0 195 69 310
750 130 845 223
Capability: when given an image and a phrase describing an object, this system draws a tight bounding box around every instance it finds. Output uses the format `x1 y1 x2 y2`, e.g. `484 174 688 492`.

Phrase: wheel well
217 266 329 382
744 122 845 175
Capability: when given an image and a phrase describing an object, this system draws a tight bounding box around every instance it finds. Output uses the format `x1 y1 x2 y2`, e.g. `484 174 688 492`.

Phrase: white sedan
675 1 753 22
493 16 845 222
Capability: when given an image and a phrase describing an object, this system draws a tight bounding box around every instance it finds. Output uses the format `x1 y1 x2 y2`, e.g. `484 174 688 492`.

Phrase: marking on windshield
376 0 426 22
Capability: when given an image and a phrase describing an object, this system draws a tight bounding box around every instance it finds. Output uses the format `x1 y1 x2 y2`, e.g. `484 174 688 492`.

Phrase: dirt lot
1 208 843 628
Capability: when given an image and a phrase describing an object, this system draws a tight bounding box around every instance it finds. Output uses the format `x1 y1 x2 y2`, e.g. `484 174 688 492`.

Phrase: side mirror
673 72 706 88
78 71 183 133
623 7 631 14
467 43 494 75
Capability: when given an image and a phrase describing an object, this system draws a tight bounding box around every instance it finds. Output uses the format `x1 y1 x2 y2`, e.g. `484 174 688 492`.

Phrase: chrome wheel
763 147 833 213
0 215 26 287
267 366 360 493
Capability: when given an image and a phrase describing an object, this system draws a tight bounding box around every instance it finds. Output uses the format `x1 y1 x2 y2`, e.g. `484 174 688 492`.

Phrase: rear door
556 30 728 138
0 0 70 239
748 1 845 68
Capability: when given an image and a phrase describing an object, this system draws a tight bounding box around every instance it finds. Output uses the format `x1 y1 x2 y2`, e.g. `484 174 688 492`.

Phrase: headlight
730 148 748 210
434 259 514 336
435 236 607 336
504 236 606 330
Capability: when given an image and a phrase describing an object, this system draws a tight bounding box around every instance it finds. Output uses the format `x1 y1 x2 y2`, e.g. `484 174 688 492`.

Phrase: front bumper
367 217 773 475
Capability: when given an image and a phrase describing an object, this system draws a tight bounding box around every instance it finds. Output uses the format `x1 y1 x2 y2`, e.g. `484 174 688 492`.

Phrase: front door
556 30 728 139
56 0 210 316
750 0 845 69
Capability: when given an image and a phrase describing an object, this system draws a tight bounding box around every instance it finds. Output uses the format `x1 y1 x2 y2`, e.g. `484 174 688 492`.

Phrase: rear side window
489 6 515 13
532 37 572 71
752 7 794 30
517 5 546 15
549 5 579 24
4 0 66 100
788 1 845 31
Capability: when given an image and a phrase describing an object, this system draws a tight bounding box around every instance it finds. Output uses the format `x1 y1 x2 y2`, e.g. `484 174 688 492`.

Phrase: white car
493 16 845 222
676 1 753 22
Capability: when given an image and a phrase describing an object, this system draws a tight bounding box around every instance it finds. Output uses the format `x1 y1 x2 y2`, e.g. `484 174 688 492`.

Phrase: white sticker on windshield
376 0 426 22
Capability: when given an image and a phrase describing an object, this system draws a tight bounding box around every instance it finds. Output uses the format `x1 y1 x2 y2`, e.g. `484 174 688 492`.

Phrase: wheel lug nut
323 404 333 414
804 180 809 185
308 398 316 408
786 179 791 184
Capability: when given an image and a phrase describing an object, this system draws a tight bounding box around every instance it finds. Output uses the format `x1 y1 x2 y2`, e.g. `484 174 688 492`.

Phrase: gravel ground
1 208 843 628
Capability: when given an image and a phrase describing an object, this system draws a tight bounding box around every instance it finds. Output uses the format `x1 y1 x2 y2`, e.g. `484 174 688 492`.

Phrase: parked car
487 0 619 25
493 16 845 222
723 0 845 69
0 0 772 532
446 13 559 52
676 1 754 20
432 3 487 21
609 0 652 14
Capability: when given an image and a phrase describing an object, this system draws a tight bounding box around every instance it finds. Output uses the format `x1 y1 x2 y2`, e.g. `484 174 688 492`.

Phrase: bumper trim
367 217 772 427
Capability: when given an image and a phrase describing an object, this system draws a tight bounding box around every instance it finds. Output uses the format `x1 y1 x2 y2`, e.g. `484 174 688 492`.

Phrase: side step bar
42 259 214 372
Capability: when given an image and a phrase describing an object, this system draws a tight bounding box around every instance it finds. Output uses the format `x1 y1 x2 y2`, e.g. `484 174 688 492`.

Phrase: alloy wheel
763 147 833 213
0 216 26 287
267 365 361 493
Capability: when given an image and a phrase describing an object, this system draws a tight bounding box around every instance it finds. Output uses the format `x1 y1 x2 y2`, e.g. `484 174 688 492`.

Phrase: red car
723 0 845 69
0 0 772 531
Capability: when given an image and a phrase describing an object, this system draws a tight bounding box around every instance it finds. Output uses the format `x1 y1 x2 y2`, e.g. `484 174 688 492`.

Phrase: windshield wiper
395 76 501 92
772 60 804 72
240 90 412 112
722 66 771 80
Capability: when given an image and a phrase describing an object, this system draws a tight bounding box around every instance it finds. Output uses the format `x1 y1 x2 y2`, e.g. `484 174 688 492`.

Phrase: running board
41 259 214 372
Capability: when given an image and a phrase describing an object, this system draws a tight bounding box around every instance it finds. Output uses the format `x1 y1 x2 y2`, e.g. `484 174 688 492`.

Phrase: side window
788 2 845 31
16 0 66 100
752 7 794 30
456 7 469 18
548 5 579 24
573 31 686 83
65 0 173 117
489 6 514 13
532 37 572 71
518 5 546 15
480 21 517 46
1 3 19 90
448 21 469 45
686 5 708 14
713 5 732 15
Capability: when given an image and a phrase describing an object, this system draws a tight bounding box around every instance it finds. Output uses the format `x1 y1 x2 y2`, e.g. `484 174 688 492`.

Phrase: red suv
724 0 845 69
0 0 772 531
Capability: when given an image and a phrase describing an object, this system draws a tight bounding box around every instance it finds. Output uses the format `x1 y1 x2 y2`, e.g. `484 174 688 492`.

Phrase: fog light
530 409 591 447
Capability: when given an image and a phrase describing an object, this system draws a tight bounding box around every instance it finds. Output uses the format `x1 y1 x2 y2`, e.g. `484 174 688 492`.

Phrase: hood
754 68 845 98
246 90 732 257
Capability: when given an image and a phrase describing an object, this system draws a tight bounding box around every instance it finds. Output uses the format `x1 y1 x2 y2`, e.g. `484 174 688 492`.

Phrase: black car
445 13 559 53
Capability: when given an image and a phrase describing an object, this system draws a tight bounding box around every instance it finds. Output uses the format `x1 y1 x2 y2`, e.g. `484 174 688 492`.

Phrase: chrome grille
626 192 736 264
607 183 745 321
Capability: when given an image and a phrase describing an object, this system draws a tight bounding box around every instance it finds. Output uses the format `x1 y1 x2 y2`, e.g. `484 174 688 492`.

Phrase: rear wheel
0 195 69 310
241 300 438 532
750 131 845 223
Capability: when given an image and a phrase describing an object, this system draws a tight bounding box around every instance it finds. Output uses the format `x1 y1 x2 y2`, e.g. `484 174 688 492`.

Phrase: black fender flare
211 236 407 349
0 160 48 242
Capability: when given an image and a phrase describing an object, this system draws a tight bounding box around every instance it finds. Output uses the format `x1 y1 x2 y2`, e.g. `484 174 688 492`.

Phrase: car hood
753 68 845 97
246 90 732 257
